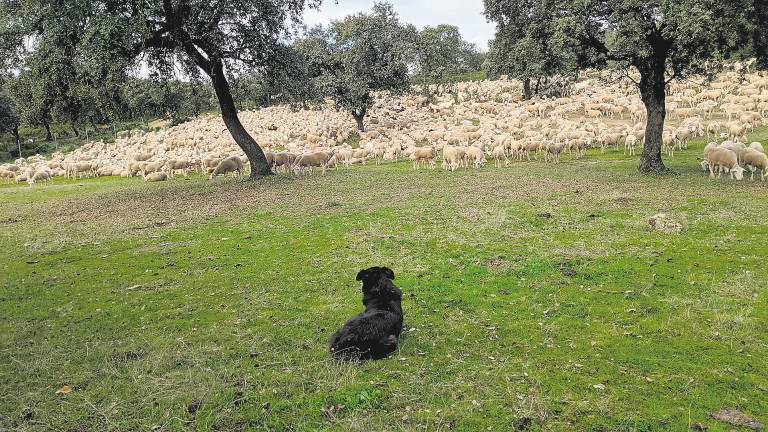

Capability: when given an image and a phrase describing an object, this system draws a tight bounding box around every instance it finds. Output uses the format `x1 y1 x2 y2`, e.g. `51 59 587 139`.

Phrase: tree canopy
1 0 320 178
484 0 768 173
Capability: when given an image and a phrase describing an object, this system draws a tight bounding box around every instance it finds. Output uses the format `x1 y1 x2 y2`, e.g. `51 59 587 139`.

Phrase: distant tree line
0 1 485 159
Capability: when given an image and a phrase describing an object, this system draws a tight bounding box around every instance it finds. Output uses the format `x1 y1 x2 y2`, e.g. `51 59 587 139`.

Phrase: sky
303 0 497 50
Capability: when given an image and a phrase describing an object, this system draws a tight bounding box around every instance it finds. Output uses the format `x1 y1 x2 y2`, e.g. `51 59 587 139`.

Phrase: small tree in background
484 0 767 173
415 24 485 92
298 3 413 132
5 73 54 142
483 2 582 100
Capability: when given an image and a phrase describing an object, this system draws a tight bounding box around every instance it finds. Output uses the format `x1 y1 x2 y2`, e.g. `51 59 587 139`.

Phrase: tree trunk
523 78 532 100
637 56 669 174
71 123 80 138
353 109 366 132
534 77 541 95
14 126 20 157
43 121 52 142
208 59 272 178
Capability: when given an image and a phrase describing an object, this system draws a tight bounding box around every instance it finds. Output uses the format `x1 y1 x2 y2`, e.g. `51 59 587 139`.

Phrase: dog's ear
383 267 395 280
356 269 368 281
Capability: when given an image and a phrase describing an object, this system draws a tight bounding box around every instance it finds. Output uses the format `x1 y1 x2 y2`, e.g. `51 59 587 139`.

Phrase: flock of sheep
2 66 767 185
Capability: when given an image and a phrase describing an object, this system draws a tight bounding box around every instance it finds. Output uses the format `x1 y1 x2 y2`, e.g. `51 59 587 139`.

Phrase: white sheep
292 151 335 175
544 142 565 163
442 146 460 171
741 148 768 181
748 142 765 154
27 170 52 186
144 172 169 182
409 147 437 169
210 156 244 179
707 148 744 180
465 147 486 169
491 146 508 167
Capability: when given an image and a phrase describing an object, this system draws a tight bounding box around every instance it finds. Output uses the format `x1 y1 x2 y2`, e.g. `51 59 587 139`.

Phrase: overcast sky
303 0 497 50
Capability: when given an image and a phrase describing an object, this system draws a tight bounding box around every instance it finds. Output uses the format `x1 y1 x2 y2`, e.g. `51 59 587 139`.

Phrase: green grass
1 133 768 431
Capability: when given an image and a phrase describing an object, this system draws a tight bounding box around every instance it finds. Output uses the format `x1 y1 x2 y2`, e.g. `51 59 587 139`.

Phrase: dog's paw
383 334 398 347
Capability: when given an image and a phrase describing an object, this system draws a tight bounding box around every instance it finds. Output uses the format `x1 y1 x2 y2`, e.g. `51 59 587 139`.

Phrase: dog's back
330 267 403 361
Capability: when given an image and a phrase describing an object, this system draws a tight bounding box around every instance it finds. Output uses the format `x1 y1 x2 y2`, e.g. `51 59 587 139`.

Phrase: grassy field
1 134 767 431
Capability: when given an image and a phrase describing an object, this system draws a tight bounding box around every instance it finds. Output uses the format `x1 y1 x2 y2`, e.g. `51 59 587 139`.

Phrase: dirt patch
487 257 514 273
709 408 763 430
558 260 578 277
110 351 145 363
648 213 682 233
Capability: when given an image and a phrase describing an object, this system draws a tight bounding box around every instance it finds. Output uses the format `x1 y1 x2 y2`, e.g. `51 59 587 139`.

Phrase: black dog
329 267 403 361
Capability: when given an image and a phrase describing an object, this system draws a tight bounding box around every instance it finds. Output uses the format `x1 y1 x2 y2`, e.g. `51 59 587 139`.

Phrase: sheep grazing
141 161 164 176
544 142 565 163
144 172 169 182
164 159 192 178
272 152 297 173
706 148 744 180
293 151 335 175
465 147 486 169
210 156 244 179
409 147 437 169
740 148 768 181
442 146 460 171
9 63 767 185
66 162 95 179
29 170 53 185
202 157 224 173
748 142 765 154
491 146 508 167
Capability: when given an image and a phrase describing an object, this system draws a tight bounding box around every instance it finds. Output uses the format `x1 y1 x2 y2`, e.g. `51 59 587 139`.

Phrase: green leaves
414 24 484 85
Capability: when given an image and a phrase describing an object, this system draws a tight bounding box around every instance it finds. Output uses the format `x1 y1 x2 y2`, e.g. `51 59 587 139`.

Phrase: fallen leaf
592 384 606 390
55 385 72 394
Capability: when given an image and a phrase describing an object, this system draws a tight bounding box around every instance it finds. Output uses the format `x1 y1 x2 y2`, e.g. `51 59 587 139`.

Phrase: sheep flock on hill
2 65 768 185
